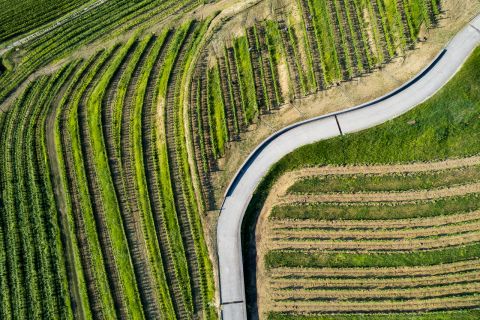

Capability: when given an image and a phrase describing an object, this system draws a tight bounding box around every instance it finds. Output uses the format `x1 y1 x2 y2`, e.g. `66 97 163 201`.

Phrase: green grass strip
64 50 117 319
54 58 95 320
271 193 480 220
87 38 146 318
332 0 354 78
223 45 241 133
268 309 480 320
176 18 218 319
37 65 79 320
286 19 308 95
288 165 480 194
296 1 318 92
208 64 228 156
233 35 258 122
309 0 341 82
262 21 283 105
266 244 480 269
157 21 196 316
128 32 176 318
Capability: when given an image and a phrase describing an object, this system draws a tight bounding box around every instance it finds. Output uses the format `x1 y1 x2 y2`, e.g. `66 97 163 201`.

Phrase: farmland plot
188 0 442 185
251 46 480 319
260 159 480 317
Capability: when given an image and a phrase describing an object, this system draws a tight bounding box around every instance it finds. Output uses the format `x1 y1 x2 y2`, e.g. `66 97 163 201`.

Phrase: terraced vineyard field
1 20 216 319
0 0 200 105
0 0 91 42
248 45 480 319
189 0 443 203
260 160 480 315
0 0 474 318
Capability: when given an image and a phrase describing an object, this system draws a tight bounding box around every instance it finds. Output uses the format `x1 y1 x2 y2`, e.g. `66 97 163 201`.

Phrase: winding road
216 14 480 320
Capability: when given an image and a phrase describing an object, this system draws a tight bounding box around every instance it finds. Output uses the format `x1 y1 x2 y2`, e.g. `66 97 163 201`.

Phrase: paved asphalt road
217 14 480 320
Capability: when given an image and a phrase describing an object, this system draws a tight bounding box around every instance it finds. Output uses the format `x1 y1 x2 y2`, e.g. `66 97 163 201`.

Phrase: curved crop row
0 68 78 319
55 51 117 319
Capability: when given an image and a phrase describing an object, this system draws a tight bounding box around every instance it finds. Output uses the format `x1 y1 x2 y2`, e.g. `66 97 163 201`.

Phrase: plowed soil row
269 259 480 278
271 282 480 301
269 210 480 230
269 295 480 313
285 155 480 178
257 157 480 318
268 220 480 240
269 269 480 290
278 182 480 203
268 231 480 251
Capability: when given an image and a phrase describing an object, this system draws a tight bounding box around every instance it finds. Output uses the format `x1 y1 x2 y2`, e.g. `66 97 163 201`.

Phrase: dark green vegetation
0 69 74 319
0 0 200 105
266 244 480 268
246 46 480 317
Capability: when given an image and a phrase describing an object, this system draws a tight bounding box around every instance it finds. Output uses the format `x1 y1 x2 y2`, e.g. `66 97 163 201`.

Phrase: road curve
216 14 480 320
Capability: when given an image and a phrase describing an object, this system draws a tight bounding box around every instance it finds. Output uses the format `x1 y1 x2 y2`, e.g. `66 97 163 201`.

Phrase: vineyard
189 0 442 197
0 20 216 319
261 161 480 315
248 46 480 319
0 0 476 318
0 0 89 42
0 0 200 106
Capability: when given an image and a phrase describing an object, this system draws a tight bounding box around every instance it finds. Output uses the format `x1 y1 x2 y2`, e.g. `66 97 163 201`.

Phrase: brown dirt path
278 182 480 203
290 155 480 177
270 259 480 278
270 295 480 313
45 68 86 319
269 210 480 229
269 221 480 240
270 270 480 290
